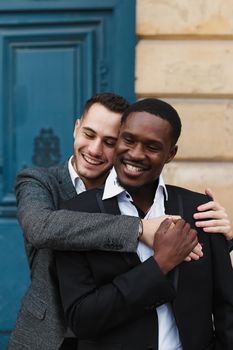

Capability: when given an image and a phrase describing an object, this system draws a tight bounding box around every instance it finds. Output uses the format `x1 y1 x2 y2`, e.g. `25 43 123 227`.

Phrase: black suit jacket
56 185 233 350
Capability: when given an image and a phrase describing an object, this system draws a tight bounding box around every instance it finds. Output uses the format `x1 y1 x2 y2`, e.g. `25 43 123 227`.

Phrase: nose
88 138 103 157
128 143 145 160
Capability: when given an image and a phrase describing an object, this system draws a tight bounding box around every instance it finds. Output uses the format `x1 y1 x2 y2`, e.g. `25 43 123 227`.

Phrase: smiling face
73 102 122 189
115 111 177 193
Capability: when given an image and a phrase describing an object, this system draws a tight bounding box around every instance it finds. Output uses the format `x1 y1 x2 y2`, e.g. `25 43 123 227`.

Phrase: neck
72 157 108 190
128 180 158 214
83 177 106 190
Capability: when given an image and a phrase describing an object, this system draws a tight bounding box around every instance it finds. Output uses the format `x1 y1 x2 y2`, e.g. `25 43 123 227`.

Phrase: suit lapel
165 185 184 217
96 190 121 215
164 185 184 291
58 161 78 200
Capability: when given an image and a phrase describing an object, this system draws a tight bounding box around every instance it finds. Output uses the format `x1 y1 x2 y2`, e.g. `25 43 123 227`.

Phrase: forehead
121 111 172 140
82 102 122 136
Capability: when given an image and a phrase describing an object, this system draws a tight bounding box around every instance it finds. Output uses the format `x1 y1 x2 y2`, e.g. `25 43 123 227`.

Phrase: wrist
137 218 143 240
153 253 172 274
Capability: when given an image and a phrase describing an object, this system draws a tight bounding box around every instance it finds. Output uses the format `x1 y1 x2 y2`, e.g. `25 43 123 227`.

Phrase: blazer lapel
58 161 77 200
164 185 184 291
96 190 121 215
165 185 184 217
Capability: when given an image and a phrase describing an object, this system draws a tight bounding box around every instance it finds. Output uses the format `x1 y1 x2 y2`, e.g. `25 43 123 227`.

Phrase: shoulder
166 184 209 205
15 162 67 184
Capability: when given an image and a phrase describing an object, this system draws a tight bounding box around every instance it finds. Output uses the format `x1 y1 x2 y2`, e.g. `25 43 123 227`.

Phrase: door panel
0 1 135 348
0 221 29 331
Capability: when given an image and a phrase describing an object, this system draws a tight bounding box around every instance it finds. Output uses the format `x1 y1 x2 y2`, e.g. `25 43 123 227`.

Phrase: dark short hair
121 98 182 145
82 92 130 117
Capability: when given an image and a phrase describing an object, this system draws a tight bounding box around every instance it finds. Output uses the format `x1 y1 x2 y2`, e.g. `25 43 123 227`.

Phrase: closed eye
83 131 95 138
104 138 117 147
122 136 134 144
147 145 161 152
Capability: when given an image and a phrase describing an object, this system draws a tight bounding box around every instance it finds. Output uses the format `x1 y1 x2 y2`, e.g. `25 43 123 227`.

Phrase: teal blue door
0 1 135 347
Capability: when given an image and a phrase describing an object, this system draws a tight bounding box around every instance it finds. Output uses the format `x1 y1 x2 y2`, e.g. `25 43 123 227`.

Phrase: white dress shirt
103 168 183 350
68 156 86 194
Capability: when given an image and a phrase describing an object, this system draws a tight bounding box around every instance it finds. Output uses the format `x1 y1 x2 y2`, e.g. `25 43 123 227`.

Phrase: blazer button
146 346 154 350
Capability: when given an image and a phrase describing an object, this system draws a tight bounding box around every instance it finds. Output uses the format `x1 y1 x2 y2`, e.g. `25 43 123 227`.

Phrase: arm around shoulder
15 167 139 252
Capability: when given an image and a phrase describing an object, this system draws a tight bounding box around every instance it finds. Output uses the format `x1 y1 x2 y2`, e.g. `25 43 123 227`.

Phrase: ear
166 145 178 164
73 119 81 138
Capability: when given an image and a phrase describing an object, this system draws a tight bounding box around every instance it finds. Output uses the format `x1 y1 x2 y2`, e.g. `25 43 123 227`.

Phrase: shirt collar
103 167 168 201
68 156 86 194
103 168 125 199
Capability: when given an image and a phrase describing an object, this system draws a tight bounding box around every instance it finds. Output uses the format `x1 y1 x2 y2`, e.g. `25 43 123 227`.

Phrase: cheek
151 155 167 171
104 148 116 163
115 142 127 155
74 136 85 151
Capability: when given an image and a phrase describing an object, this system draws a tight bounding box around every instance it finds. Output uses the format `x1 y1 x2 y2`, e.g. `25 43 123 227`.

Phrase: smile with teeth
125 163 145 173
83 154 104 166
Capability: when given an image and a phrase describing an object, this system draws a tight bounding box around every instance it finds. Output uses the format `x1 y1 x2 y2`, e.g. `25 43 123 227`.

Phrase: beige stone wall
136 0 233 259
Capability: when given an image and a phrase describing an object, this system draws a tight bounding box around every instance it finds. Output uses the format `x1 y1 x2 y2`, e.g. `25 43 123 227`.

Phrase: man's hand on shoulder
193 188 233 240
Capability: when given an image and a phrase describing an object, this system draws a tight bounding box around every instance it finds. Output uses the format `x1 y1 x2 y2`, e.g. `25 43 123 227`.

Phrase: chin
117 177 141 193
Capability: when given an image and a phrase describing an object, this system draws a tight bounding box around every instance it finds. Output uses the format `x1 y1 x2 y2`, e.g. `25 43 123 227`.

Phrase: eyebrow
82 126 96 134
82 126 118 141
121 131 164 146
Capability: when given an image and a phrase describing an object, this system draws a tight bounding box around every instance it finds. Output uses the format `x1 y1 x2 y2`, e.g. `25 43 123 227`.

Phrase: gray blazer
8 161 139 350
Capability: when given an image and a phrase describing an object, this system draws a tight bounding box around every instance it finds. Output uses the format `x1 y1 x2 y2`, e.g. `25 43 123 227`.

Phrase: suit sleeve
15 168 139 253
55 250 175 338
210 234 233 349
